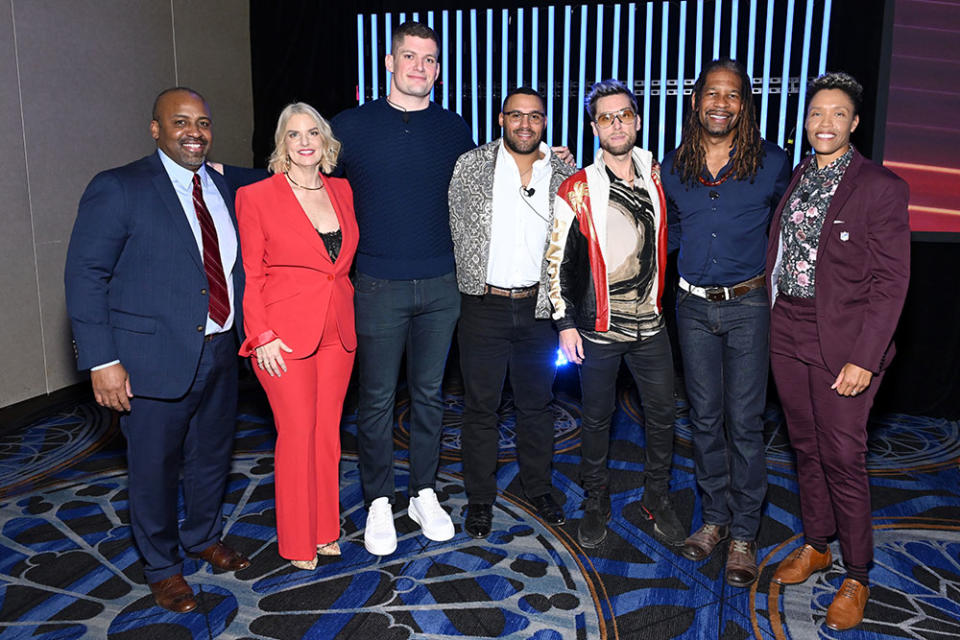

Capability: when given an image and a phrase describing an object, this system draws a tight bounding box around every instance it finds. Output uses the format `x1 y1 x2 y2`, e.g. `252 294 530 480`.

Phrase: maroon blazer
766 149 911 376
236 172 358 358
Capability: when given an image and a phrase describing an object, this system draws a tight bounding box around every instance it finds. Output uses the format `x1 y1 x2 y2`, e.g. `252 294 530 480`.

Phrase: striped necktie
192 173 230 326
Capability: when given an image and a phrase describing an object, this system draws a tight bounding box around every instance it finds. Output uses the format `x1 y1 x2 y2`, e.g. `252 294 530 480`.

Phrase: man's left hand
551 146 576 168
831 362 873 397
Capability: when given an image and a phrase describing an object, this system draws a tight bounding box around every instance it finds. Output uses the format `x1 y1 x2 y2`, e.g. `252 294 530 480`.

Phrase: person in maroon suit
765 73 910 631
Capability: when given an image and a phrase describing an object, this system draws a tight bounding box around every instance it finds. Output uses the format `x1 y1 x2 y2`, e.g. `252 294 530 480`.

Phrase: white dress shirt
487 140 553 288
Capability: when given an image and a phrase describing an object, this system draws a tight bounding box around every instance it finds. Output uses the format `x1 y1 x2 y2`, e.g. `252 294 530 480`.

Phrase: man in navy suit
64 87 250 613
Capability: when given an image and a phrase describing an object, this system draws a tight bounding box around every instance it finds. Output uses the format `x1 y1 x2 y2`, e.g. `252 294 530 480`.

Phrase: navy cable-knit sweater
332 98 475 280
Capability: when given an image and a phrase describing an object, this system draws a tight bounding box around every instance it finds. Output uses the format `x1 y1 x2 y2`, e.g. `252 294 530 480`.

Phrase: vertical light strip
428 11 435 102
357 14 365 105
547 6 556 146
594 4 604 156
577 5 588 165
819 0 833 75
760 0 774 135
456 10 463 116
501 10 508 101
676 2 687 147
730 0 739 58
627 4 636 93
486 9 494 142
370 14 379 100
471 9 479 143
442 11 450 109
713 0 722 60
658 2 669 158
517 9 524 87
611 5 621 80
411 12 418 22
747 0 758 78
399 12 405 24
794 0 815 165
385 13 393 94
643 3 653 149
777 0 795 148
562 6 572 147
695 1 704 77
532 8 539 92
595 4 604 81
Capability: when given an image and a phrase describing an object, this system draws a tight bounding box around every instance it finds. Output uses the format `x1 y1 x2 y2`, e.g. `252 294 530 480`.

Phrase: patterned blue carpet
1 378 958 639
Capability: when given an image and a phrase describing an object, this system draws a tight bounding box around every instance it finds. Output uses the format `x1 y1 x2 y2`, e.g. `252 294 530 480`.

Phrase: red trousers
770 294 881 571
255 315 355 561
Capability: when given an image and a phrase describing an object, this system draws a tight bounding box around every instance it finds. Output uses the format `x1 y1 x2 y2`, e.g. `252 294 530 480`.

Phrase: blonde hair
267 102 341 175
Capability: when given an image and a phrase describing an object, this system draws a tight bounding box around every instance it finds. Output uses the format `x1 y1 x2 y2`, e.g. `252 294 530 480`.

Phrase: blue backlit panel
355 2 834 165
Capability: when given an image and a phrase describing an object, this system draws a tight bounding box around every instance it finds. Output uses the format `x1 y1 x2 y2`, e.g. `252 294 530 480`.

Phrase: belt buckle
705 287 727 302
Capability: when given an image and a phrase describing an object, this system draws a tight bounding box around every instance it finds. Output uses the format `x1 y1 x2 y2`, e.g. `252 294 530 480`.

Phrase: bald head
150 87 213 170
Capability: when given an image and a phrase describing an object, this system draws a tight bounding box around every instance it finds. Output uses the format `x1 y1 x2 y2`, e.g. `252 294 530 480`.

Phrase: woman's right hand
255 338 293 377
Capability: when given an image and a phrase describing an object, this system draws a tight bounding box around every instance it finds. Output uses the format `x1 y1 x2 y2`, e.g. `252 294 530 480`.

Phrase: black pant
579 329 675 496
458 293 557 504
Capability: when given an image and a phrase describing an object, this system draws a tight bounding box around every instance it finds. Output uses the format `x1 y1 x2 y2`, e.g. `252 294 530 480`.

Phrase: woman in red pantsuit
237 102 358 570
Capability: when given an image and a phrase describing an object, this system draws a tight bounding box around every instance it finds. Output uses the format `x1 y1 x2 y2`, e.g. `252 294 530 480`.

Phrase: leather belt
483 284 538 299
679 274 765 302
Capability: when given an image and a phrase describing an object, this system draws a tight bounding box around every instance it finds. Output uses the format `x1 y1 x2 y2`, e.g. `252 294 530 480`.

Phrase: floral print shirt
777 147 853 298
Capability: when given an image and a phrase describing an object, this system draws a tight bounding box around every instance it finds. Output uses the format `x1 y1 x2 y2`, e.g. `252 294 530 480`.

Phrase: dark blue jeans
676 286 769 541
354 271 460 505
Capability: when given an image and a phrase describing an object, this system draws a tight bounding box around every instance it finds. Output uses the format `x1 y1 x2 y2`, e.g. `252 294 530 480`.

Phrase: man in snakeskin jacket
448 87 575 539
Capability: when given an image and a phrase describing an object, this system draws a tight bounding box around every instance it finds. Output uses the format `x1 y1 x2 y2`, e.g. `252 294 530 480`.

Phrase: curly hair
807 72 863 115
672 58 765 186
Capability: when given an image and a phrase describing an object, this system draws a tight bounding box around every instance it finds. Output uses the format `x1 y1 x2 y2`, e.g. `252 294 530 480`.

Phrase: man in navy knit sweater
331 21 475 555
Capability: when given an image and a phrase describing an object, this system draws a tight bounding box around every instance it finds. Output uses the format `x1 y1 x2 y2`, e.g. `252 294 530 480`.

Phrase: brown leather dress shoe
725 539 758 587
191 541 251 571
681 523 730 561
772 544 832 584
826 578 869 630
149 574 197 613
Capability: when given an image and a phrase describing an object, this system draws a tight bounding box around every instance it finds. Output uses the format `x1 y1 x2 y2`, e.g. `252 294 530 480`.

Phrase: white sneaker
408 488 455 542
364 497 397 556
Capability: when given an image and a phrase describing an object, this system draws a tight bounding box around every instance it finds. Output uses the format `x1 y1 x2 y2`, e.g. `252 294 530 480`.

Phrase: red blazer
236 172 358 358
766 149 911 376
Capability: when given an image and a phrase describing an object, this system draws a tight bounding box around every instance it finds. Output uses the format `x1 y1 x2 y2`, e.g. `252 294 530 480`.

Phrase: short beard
700 113 738 138
503 130 540 155
600 137 636 157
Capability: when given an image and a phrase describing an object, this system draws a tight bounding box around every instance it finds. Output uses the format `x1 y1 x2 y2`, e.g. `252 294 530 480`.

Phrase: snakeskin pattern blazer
448 139 576 319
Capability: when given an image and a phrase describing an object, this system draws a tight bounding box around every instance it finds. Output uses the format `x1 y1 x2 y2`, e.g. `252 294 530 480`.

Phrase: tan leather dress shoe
681 523 730 561
191 541 251 571
773 544 832 584
149 574 197 613
826 578 869 630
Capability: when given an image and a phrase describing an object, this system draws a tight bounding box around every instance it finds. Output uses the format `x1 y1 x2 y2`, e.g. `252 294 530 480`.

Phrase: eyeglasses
594 107 637 128
503 110 545 125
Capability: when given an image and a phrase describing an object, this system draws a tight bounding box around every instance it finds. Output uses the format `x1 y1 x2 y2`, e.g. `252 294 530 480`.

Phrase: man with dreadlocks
660 58 791 587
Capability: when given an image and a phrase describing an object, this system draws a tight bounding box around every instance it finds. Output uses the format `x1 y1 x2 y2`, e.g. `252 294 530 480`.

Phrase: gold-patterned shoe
317 541 341 556
290 557 318 571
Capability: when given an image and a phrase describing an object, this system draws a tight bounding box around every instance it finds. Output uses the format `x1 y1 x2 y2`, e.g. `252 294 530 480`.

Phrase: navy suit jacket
766 149 911 376
65 152 245 399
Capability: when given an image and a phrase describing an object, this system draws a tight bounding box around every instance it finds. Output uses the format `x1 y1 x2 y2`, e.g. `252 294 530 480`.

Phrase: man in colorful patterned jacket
547 79 684 549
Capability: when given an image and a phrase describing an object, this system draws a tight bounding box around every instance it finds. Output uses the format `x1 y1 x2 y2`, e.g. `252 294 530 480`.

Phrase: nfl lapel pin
840 231 850 242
